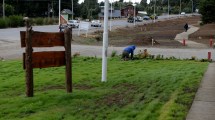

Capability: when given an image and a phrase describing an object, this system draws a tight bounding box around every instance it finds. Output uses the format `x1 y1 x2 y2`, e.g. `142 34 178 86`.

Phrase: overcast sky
78 0 150 4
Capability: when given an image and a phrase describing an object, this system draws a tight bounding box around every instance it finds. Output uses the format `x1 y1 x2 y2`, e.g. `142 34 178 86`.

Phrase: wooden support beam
64 28 72 93
24 18 34 97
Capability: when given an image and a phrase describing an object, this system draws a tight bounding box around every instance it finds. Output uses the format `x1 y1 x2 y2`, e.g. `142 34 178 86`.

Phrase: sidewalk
175 25 208 48
186 63 215 120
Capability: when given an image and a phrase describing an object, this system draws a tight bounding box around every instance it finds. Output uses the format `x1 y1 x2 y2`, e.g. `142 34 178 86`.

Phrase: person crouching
121 45 136 61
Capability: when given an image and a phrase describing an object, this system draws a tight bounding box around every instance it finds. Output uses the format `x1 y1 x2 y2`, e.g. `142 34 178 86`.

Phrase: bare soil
189 23 215 45
73 16 202 47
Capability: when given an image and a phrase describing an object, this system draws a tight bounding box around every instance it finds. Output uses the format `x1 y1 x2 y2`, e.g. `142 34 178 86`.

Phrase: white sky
78 0 150 4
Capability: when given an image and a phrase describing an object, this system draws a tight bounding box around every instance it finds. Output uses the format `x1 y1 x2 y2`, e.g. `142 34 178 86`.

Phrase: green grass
0 57 208 120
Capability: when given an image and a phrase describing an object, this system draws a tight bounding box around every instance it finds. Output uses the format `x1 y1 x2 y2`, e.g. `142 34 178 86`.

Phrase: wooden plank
21 31 65 47
23 51 66 69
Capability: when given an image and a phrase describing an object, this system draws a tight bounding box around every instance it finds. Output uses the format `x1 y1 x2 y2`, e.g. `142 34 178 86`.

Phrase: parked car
67 20 79 28
127 17 134 23
150 15 158 20
181 12 186 15
143 16 150 20
91 20 102 27
136 16 143 22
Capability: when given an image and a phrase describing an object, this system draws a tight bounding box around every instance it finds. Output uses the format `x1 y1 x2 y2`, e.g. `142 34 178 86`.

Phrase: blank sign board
78 22 90 37
79 22 90 30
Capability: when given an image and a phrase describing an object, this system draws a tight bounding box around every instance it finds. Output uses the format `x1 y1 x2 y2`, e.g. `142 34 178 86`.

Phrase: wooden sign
20 31 65 47
23 51 66 69
21 18 72 97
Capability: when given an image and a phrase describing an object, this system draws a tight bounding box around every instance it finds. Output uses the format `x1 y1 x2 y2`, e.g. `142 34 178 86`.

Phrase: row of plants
110 50 211 62
0 15 58 28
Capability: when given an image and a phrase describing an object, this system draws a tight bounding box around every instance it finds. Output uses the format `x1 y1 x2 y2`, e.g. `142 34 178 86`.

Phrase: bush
111 50 117 57
0 18 9 28
8 15 24 27
0 16 58 28
33 17 44 25
199 0 215 24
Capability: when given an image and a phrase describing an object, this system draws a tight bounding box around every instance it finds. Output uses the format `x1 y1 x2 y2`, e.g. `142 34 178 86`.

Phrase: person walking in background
121 45 136 61
184 23 188 32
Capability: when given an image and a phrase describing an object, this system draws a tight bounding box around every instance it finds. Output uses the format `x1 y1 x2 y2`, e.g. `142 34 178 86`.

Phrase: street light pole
102 0 109 82
3 0 5 19
154 0 156 23
59 0 61 26
191 0 193 14
110 0 113 31
168 0 169 19
180 0 181 16
72 0 73 19
133 3 136 26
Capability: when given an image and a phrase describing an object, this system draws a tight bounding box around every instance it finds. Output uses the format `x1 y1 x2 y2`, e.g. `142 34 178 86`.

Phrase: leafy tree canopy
199 0 215 24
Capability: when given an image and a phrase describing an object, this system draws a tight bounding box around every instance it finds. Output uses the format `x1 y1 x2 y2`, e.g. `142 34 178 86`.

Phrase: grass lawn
0 57 208 120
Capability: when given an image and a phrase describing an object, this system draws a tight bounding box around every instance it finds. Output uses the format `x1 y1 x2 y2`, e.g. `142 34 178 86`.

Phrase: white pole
168 0 169 19
102 0 109 82
72 0 73 19
152 39 154 46
191 0 193 14
154 0 156 23
3 0 5 19
59 0 61 26
110 0 112 31
133 3 136 26
180 0 181 16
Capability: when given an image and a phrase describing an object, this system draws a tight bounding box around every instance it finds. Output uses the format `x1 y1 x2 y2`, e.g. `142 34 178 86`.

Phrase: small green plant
191 56 196 60
111 50 117 57
156 54 164 60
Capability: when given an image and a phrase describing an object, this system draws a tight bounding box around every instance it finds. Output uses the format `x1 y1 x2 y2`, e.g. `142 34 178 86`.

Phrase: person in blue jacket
121 45 136 60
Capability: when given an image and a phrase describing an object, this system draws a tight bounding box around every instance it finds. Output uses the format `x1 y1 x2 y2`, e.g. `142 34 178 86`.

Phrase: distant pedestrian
121 45 136 61
184 23 188 32
59 24 63 32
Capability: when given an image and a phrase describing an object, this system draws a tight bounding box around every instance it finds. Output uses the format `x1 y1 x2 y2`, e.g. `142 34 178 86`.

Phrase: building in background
98 6 121 19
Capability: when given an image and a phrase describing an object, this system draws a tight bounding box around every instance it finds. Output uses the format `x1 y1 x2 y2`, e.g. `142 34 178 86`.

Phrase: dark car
143 16 150 20
127 17 134 23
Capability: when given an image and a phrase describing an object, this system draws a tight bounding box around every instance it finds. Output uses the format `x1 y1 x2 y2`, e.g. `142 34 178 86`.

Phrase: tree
199 0 215 24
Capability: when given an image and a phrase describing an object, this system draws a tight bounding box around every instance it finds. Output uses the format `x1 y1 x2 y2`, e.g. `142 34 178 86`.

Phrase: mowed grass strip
0 57 208 120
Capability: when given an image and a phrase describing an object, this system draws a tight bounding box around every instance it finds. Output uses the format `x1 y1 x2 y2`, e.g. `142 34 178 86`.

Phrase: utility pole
110 0 112 31
102 0 109 82
180 0 181 16
133 3 136 26
52 1 54 18
59 0 61 26
154 0 156 23
71 0 73 19
191 0 193 14
168 0 169 19
3 0 5 19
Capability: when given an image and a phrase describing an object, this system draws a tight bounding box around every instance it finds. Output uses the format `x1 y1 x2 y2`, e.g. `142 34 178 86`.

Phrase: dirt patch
189 23 215 45
98 83 138 107
39 85 65 91
74 84 94 90
74 16 201 47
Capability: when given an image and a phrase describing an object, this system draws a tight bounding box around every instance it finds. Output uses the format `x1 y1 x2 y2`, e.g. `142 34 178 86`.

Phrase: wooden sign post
21 18 72 97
